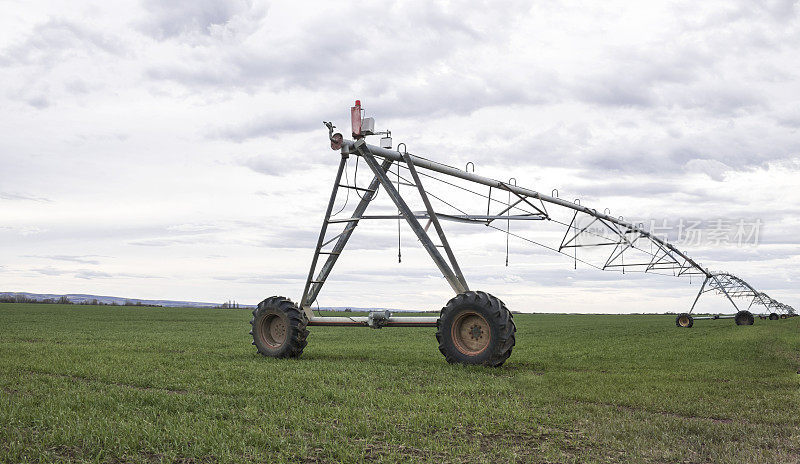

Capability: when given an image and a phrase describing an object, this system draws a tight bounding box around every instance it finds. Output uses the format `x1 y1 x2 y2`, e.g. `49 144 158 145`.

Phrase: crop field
1 303 799 463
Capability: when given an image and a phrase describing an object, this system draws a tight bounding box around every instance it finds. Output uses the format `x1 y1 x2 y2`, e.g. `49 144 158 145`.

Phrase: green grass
1 303 799 463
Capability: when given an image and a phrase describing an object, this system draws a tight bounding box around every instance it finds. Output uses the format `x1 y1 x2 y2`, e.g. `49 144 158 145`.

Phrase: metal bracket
367 310 392 328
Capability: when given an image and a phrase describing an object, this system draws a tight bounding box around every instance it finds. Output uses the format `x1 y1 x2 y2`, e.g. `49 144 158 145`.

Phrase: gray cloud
137 0 264 40
214 112 324 141
0 18 125 65
74 270 162 280
24 255 104 265
31 267 70 276
238 154 314 176
143 1 523 97
567 180 715 200
214 272 308 285
24 96 50 109
0 18 128 108
488 117 800 178
29 267 162 280
127 233 225 246
691 246 800 263
0 192 51 202
777 112 800 128
260 226 398 251
126 240 172 247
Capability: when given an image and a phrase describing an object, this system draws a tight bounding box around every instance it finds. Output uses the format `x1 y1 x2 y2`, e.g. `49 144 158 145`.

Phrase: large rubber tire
769 313 779 320
734 310 754 326
250 296 308 358
436 291 516 367
675 313 693 328
780 314 787 319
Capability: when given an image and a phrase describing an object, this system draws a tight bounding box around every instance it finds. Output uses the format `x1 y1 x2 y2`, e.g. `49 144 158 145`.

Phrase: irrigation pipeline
335 139 794 317
344 140 704 271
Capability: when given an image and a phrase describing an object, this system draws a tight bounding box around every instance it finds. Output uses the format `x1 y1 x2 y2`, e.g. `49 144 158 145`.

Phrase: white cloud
0 0 798 312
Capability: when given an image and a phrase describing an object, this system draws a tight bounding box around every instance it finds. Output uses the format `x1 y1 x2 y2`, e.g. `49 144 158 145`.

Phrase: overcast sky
2 0 798 313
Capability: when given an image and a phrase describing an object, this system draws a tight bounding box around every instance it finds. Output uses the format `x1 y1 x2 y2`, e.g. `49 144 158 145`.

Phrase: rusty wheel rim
259 313 287 348
678 315 690 327
451 310 491 356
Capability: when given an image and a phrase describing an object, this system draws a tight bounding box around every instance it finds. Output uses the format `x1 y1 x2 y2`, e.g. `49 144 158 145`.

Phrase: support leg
300 155 348 316
688 276 709 314
301 156 394 313
711 274 740 312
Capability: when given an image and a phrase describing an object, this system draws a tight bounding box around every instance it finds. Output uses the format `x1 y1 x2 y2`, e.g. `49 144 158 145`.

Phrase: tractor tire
436 291 515 367
769 313 779 320
250 296 308 358
780 314 787 319
734 310 754 326
675 313 693 328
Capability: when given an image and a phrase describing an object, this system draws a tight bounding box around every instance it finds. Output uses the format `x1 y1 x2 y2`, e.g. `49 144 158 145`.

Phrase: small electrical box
380 136 392 149
361 117 375 135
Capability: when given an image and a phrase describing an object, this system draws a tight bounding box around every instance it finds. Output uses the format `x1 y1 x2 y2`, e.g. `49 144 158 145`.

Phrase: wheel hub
260 313 288 348
271 319 286 341
451 311 491 355
469 324 483 340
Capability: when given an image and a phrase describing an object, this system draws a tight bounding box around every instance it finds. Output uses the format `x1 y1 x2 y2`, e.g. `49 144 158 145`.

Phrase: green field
1 303 798 463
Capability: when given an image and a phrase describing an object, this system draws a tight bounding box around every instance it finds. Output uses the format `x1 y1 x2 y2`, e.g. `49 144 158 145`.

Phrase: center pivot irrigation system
250 101 795 366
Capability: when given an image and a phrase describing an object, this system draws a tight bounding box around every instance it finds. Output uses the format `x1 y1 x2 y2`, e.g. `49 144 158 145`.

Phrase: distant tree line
0 295 162 307
0 294 64 304
2 294 247 309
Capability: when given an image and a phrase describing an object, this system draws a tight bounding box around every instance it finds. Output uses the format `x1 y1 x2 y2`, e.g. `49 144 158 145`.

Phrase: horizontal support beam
338 184 375 193
307 315 438 327
357 213 545 222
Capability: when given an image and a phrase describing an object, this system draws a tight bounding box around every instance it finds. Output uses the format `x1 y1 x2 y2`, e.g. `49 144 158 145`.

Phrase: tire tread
436 291 516 367
250 296 308 358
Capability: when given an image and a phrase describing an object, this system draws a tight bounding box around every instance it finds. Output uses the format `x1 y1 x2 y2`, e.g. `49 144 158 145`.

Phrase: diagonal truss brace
356 139 468 295
301 154 393 311
709 274 740 311
688 276 709 313
400 151 469 292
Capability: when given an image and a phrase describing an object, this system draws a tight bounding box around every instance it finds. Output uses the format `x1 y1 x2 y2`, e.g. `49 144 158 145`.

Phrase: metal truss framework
298 127 794 323
688 272 795 319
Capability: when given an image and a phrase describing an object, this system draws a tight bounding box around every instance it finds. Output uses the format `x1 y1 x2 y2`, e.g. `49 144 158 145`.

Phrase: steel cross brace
688 276 709 314
711 274 741 312
688 273 741 314
300 154 393 313
355 139 468 294
400 151 469 292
